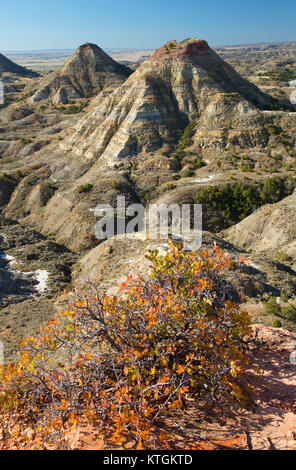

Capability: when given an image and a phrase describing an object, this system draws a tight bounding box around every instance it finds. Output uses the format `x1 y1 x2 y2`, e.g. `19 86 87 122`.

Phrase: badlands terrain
0 38 296 358
0 38 296 449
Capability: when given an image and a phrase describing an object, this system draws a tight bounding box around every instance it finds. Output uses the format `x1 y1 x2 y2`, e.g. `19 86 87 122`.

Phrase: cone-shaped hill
60 38 273 166
30 43 133 104
0 52 39 77
4 39 282 252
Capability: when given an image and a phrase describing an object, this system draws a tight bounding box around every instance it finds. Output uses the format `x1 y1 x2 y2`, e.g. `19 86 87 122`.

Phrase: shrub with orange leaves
0 242 251 449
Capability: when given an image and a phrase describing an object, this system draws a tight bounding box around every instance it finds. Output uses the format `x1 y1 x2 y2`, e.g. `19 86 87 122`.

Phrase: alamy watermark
93 196 202 250
0 81 4 105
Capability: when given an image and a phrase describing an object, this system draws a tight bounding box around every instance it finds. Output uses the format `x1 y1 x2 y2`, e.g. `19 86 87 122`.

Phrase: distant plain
3 49 155 71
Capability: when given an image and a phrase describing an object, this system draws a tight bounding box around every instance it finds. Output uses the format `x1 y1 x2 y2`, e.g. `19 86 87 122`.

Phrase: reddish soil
78 43 101 52
151 39 210 62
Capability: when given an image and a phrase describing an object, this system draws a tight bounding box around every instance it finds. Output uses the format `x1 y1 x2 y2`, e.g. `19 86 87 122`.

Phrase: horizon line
2 38 296 54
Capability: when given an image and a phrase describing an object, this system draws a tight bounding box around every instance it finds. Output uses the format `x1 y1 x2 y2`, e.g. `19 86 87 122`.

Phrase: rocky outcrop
30 43 132 104
0 53 39 77
0 215 77 300
57 38 272 170
2 39 278 252
222 190 296 259
73 230 296 300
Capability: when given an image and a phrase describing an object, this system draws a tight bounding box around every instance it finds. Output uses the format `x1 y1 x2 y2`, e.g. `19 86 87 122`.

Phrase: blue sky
1 0 295 51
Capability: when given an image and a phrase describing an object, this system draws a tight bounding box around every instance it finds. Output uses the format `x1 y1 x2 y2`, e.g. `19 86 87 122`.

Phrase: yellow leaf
150 366 156 376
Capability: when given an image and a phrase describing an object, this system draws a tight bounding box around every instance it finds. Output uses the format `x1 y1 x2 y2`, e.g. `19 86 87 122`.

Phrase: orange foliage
0 242 251 449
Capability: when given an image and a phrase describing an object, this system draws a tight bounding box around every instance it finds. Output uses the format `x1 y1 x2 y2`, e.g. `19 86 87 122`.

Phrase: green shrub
276 251 290 263
273 319 282 328
282 304 296 321
272 154 283 161
173 122 196 167
20 138 32 145
78 183 93 193
266 123 281 135
241 163 253 172
193 158 206 169
260 68 296 83
174 148 186 159
264 296 281 316
196 182 259 222
166 183 177 191
280 292 289 302
61 100 89 115
182 170 195 178
260 176 295 204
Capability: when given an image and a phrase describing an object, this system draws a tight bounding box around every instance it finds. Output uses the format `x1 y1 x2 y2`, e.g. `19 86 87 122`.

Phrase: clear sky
1 0 295 51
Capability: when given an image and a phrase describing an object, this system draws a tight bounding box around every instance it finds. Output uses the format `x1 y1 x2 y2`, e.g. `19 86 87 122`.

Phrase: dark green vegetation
57 100 90 114
258 67 296 83
195 177 295 224
171 122 207 173
78 183 93 193
265 296 296 323
181 169 195 178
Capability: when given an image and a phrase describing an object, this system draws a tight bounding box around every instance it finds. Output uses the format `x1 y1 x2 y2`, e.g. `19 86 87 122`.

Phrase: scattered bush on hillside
266 123 281 136
240 163 254 173
196 182 257 222
0 242 251 449
165 183 177 191
78 183 93 194
20 138 32 145
280 291 289 302
112 181 120 190
193 158 207 169
264 296 281 316
59 100 89 115
259 176 294 204
181 169 195 178
275 251 291 264
259 68 296 83
196 177 295 223
272 154 283 161
282 304 296 322
172 122 203 171
264 296 296 323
